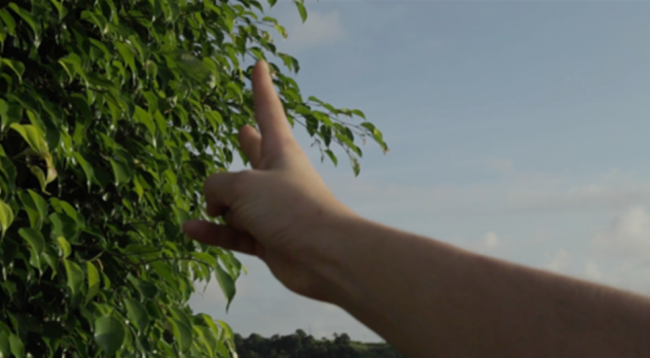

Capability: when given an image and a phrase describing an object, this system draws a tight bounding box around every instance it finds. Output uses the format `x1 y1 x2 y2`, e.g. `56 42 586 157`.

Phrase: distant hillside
234 330 405 358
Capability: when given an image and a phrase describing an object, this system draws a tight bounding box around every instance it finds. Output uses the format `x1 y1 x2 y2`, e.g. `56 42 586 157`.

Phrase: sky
189 0 650 343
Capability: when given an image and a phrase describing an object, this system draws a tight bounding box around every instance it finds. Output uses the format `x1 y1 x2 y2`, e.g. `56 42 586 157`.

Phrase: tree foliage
234 331 405 358
0 0 387 356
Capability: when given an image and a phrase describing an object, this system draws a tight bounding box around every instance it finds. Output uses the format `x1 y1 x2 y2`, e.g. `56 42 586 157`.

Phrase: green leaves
133 106 155 137
109 158 133 186
0 0 387 356
169 318 192 352
350 157 361 177
18 227 44 253
168 308 194 352
128 274 158 299
1 59 25 83
56 236 71 258
58 53 86 83
115 42 137 75
325 149 338 167
215 262 236 312
86 261 100 303
8 3 41 46
94 315 125 356
294 0 308 22
0 99 22 132
0 331 10 358
124 299 148 333
63 259 85 297
18 190 48 229
50 212 78 243
72 152 95 189
19 228 45 269
9 123 58 191
49 0 68 21
8 333 24 358
0 199 14 237
10 123 48 157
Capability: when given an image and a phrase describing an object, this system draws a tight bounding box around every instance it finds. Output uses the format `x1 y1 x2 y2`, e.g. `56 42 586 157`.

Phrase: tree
0 0 388 356
334 332 351 345
234 331 376 358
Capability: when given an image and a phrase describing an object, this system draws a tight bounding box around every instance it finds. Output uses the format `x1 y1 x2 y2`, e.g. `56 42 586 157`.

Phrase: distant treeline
234 330 405 358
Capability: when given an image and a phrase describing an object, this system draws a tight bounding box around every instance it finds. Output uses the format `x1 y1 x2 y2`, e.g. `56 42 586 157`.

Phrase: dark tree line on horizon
233 330 405 358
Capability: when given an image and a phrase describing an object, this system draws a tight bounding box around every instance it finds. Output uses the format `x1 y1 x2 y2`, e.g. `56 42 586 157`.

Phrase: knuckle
203 173 219 195
231 170 254 197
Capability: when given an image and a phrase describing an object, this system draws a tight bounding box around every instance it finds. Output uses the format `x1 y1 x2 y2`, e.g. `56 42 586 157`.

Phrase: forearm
314 215 650 358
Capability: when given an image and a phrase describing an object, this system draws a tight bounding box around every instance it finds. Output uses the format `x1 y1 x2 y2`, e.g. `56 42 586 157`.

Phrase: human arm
310 213 650 357
183 60 650 358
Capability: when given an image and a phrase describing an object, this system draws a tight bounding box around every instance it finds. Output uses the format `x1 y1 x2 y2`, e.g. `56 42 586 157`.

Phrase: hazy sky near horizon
189 0 650 342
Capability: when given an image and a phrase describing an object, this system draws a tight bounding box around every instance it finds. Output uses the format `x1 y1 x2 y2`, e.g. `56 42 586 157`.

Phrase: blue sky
190 0 650 342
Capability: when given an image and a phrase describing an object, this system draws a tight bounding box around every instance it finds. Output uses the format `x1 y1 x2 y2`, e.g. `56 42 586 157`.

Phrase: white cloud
484 232 499 249
282 10 346 51
594 206 650 258
542 207 650 295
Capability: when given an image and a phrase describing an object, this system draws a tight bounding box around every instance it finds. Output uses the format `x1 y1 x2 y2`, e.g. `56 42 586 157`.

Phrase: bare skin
183 60 650 358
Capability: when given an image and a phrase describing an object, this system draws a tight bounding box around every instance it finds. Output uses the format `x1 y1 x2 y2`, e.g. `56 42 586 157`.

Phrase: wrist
299 209 374 304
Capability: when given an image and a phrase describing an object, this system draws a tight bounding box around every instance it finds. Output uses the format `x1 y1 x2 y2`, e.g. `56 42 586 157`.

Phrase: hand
183 60 358 301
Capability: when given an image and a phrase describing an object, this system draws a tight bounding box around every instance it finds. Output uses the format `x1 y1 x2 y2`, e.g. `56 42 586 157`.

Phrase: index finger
252 60 294 154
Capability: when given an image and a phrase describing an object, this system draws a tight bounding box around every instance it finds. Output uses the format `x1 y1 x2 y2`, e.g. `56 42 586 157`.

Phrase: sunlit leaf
0 199 14 237
86 261 100 303
56 236 71 258
10 123 48 157
63 259 85 296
